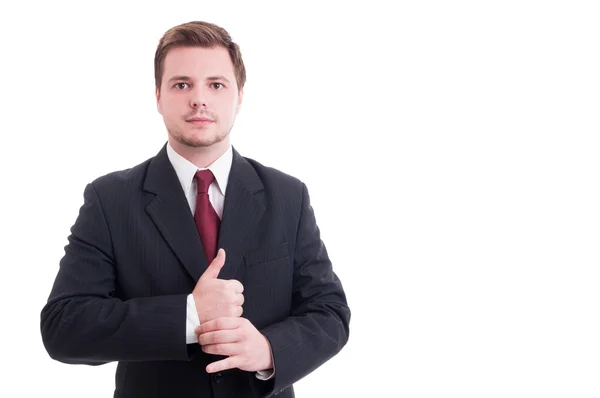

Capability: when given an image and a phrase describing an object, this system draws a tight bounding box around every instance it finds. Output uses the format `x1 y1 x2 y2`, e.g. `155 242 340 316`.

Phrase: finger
228 279 244 293
225 304 243 318
199 249 226 280
202 343 240 356
206 356 240 373
236 293 244 306
195 317 241 335
198 330 240 346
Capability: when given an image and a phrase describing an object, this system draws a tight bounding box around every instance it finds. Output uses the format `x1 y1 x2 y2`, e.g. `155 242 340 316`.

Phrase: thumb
200 249 226 280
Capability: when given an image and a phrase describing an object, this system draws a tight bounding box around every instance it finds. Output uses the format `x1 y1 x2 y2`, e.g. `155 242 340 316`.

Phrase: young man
40 21 350 398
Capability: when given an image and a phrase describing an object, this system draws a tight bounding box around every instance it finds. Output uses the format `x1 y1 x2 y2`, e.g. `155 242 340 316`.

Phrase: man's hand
196 317 274 373
193 249 244 324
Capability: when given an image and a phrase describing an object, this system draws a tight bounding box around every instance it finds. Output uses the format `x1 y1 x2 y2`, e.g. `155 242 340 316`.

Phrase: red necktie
194 170 220 263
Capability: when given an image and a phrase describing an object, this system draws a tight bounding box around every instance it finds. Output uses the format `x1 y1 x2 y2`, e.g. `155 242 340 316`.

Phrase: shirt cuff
256 369 275 380
186 294 200 344
255 344 276 380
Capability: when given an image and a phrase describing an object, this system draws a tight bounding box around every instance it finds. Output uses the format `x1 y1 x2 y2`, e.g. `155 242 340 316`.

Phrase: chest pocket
244 241 289 266
241 242 292 328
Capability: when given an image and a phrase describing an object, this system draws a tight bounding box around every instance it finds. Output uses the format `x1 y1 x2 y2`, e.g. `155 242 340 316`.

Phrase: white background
1 1 599 397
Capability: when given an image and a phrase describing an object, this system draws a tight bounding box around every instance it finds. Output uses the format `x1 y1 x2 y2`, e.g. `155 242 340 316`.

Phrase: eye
211 82 224 90
174 82 189 90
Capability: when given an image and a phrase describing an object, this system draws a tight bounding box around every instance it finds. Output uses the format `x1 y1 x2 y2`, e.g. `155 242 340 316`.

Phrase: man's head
154 21 246 152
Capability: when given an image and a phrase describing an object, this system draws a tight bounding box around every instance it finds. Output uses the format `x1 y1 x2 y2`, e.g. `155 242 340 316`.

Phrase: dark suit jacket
40 144 350 398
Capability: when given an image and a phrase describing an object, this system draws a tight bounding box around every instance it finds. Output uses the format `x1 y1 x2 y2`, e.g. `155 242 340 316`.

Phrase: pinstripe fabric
40 143 350 398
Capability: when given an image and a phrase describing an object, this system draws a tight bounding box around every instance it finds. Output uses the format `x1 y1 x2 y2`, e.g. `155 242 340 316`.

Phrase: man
40 20 350 398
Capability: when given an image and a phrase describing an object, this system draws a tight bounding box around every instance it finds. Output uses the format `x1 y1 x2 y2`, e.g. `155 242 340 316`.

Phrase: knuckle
228 306 239 317
228 279 243 292
213 334 223 344
227 291 237 303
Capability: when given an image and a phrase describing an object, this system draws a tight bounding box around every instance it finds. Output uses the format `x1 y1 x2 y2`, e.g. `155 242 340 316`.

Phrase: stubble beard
168 124 230 148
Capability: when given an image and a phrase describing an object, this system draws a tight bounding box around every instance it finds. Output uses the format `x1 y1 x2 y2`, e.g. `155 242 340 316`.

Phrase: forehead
162 46 236 79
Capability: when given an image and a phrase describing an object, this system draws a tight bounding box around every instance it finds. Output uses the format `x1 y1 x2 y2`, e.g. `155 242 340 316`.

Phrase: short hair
154 21 246 91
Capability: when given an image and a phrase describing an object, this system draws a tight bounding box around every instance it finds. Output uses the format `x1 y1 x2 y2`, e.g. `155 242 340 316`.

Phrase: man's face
156 46 243 149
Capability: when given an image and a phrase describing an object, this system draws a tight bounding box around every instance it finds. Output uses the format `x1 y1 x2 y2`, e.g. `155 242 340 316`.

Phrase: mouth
186 117 215 125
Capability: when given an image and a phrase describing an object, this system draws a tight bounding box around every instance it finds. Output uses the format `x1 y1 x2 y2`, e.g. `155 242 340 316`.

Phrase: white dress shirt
166 143 273 380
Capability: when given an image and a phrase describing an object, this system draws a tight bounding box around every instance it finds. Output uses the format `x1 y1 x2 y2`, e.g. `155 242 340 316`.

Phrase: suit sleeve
258 182 351 395
40 183 190 365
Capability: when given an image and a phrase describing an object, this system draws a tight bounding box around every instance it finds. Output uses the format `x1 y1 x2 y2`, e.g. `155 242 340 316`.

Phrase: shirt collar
166 142 232 196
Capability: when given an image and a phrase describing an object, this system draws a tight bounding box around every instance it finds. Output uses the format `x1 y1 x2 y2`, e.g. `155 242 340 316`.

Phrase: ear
236 88 244 114
155 87 162 114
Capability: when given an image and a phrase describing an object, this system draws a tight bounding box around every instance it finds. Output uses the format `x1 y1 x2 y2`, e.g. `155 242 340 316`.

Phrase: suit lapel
144 145 207 282
216 148 265 280
142 144 265 283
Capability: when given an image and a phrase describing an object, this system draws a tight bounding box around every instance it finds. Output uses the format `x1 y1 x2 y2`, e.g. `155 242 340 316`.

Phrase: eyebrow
167 75 231 84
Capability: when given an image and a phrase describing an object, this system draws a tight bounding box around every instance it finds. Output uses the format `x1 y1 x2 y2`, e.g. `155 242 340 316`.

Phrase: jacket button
214 372 223 383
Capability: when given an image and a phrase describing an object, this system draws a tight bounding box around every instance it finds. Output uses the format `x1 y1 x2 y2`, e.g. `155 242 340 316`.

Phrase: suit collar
166 142 233 197
143 143 263 197
143 143 265 282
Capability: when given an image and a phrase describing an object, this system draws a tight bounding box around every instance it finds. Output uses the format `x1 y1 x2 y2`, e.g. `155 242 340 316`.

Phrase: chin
168 124 229 148
175 133 225 148
182 138 219 148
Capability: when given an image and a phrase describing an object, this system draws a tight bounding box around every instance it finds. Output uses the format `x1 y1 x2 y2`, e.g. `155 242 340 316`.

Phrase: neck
168 137 230 169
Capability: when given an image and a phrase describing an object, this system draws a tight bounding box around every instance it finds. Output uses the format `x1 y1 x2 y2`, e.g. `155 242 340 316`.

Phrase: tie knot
195 170 215 194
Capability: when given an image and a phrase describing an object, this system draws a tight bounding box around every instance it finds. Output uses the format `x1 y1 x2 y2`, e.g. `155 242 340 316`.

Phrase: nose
190 88 207 109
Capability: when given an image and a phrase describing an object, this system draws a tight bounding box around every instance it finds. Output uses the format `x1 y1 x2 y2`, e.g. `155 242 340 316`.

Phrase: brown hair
154 21 246 91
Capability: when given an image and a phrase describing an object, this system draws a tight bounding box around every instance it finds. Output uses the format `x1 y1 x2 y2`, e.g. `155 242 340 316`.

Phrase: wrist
260 334 274 370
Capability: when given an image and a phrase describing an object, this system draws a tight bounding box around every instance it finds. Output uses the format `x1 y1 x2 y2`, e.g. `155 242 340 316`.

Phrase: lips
187 117 214 122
